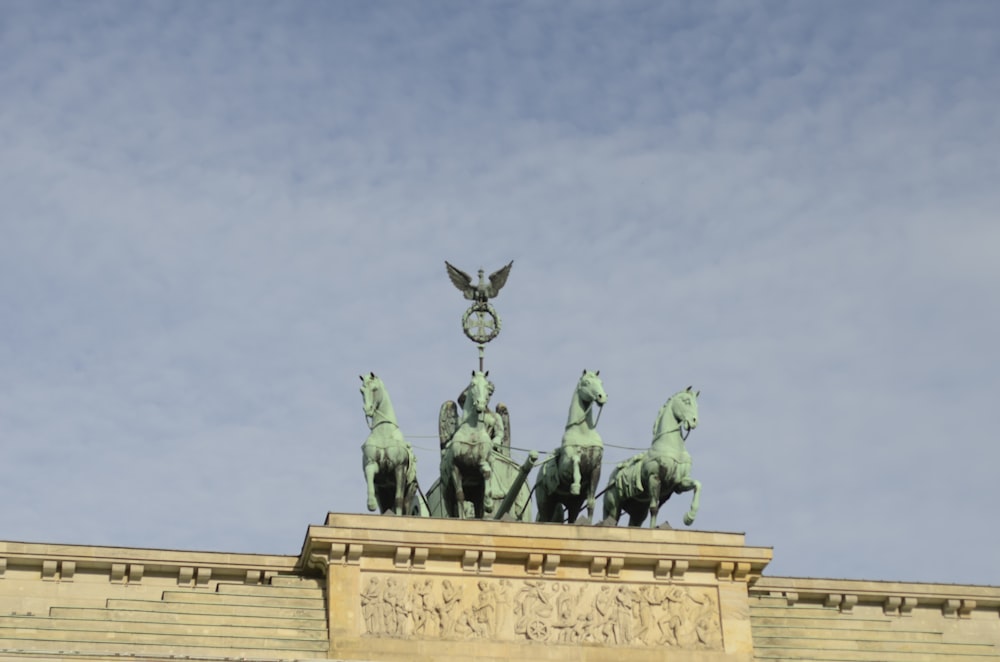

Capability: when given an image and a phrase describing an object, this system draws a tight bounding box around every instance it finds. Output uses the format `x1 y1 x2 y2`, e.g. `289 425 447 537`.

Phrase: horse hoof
570 483 581 496
367 499 377 512
683 514 695 526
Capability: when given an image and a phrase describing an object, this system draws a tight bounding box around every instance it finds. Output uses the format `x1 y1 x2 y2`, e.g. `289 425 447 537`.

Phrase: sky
1 1 998 586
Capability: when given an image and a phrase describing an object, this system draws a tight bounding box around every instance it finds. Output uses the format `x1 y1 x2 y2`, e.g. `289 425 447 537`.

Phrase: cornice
298 512 773 583
752 575 1000 617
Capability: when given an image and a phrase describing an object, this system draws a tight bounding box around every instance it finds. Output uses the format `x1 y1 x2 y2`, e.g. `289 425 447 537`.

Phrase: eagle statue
445 261 514 304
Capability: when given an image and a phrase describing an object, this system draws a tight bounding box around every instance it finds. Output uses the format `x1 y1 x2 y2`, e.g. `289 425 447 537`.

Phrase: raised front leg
681 477 701 526
365 461 379 512
479 449 492 481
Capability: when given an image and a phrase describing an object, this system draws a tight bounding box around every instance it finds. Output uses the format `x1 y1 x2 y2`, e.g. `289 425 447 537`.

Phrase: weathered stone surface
300 512 772 661
1 519 998 662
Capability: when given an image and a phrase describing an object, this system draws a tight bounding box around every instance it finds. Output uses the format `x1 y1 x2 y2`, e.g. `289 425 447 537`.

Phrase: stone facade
0 514 997 661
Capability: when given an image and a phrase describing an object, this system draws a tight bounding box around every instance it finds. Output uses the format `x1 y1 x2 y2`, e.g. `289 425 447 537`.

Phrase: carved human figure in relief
613 585 639 645
694 594 722 648
514 580 553 638
495 579 513 636
594 585 617 644
411 579 438 636
361 577 383 634
554 584 582 643
471 580 499 638
440 579 473 638
382 578 410 636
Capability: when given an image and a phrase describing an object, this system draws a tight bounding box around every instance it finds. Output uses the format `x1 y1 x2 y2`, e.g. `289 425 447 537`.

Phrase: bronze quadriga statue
359 372 422 516
534 370 607 524
424 373 534 521
437 370 503 519
601 387 702 528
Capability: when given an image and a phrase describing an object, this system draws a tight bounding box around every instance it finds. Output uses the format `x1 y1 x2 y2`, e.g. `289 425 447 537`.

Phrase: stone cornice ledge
298 512 773 582
753 576 1000 616
0 539 297 583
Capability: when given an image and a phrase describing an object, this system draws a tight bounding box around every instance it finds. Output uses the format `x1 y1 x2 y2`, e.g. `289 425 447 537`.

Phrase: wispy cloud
1 1 998 583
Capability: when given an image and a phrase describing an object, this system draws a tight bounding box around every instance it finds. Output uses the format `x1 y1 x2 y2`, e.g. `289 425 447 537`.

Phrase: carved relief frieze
358 574 722 649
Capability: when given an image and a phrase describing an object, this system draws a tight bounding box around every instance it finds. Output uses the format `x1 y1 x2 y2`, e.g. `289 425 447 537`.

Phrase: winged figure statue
445 261 513 304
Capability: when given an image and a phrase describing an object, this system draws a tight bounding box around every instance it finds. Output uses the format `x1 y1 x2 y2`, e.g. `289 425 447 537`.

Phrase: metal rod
493 450 539 520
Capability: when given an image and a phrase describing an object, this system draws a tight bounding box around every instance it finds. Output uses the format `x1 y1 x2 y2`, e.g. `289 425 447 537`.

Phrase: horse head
578 369 608 408
465 370 492 422
669 386 700 432
360 372 383 420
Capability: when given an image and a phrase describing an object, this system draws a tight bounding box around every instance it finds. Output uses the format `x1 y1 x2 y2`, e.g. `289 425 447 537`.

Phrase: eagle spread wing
445 261 476 300
486 261 513 299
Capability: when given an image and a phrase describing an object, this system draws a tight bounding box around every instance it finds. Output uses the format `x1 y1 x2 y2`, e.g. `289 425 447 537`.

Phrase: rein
366 416 398 431
565 399 604 430
652 423 691 443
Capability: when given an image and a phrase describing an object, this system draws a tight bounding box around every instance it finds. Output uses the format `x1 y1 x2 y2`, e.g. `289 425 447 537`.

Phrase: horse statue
534 369 608 524
600 386 701 528
439 370 503 518
359 372 421 515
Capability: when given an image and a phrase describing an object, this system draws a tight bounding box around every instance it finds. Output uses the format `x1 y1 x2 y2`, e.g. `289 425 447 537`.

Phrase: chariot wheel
526 619 549 641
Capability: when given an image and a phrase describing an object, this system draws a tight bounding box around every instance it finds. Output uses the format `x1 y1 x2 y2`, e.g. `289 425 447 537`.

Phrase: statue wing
438 400 459 450
445 261 476 300
496 402 511 455
486 260 513 298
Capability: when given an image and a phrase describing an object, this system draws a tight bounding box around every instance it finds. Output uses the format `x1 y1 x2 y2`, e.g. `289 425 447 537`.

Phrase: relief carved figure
359 575 722 650
471 580 498 638
514 580 554 640
411 579 439 636
440 579 470 638
361 577 383 634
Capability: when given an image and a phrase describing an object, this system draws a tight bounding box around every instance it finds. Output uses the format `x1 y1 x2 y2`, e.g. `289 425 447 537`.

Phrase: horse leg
681 477 702 526
601 485 621 526
393 463 405 515
473 485 485 520
570 454 582 495
565 498 580 524
535 484 554 523
451 465 465 520
364 460 379 512
647 473 661 529
479 444 492 481
585 461 601 524
626 503 646 527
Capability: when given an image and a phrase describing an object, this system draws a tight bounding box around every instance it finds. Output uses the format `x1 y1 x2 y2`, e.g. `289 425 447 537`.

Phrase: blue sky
1 1 998 585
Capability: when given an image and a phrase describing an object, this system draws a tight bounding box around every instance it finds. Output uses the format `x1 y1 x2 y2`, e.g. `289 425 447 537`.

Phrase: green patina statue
601 387 702 528
534 369 608 524
445 261 513 365
438 370 502 519
359 372 421 516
